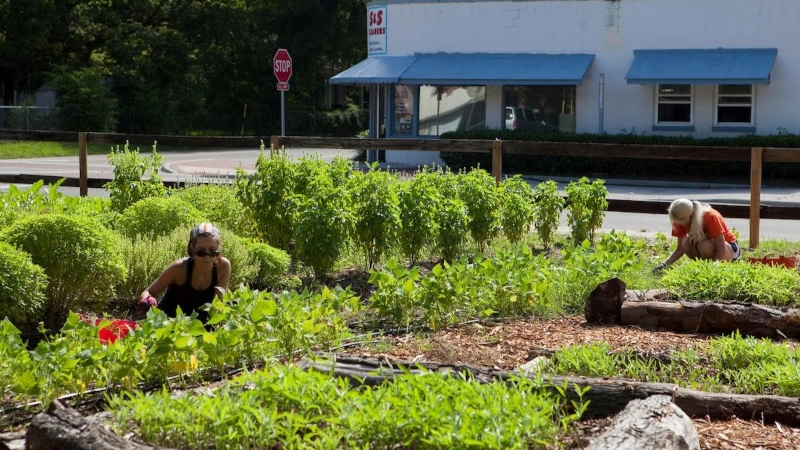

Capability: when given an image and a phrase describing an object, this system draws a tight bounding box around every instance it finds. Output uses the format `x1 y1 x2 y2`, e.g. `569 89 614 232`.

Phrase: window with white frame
716 85 753 125
656 85 692 125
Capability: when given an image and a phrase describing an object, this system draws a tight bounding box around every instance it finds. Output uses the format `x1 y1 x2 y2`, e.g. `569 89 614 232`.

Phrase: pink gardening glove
141 295 158 307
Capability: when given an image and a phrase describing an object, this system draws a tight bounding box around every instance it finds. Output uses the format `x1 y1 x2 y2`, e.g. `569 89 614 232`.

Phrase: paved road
2 148 800 241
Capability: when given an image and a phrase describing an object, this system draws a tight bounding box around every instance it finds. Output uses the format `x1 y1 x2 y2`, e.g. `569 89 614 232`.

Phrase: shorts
730 241 740 261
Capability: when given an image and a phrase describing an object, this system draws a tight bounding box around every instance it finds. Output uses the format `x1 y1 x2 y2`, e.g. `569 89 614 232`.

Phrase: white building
330 0 791 166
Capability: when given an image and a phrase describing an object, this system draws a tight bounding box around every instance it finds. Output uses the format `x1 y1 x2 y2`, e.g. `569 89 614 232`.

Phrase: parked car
505 107 554 131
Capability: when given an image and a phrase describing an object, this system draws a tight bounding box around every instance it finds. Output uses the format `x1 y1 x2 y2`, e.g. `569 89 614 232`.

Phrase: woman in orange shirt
654 198 740 272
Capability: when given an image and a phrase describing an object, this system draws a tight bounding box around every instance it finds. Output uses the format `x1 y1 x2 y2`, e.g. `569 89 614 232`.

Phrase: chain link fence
0 106 57 131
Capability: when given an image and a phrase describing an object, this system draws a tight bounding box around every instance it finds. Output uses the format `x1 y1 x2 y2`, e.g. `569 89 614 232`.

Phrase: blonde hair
668 198 711 245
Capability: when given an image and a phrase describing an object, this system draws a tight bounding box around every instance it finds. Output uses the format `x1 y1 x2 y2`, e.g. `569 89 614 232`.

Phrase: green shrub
171 184 252 237
49 66 119 132
347 168 401 268
243 241 291 289
532 180 565 249
118 197 205 238
398 169 442 264
294 175 353 277
500 175 535 244
234 152 297 252
0 242 47 331
459 169 501 251
0 214 127 331
115 232 185 307
565 177 608 245
105 142 167 212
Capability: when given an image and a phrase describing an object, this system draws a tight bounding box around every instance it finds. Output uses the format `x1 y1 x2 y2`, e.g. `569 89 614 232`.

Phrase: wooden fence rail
2 129 799 248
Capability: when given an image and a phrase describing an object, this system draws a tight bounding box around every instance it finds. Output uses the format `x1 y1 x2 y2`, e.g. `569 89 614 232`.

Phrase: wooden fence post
78 132 88 196
492 139 503 183
749 147 763 249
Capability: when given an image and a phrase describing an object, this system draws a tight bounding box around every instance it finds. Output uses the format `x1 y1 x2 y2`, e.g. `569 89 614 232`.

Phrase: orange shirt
672 208 736 243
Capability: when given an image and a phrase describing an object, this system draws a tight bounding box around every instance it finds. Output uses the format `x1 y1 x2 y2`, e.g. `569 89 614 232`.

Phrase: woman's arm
139 260 184 301
655 237 686 272
214 257 232 299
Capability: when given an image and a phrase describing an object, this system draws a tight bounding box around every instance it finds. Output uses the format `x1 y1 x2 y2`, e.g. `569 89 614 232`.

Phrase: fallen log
584 279 800 339
585 395 699 450
25 400 170 450
299 354 800 426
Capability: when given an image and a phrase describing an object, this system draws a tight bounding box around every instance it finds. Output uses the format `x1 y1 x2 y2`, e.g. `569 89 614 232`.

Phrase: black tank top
158 258 217 324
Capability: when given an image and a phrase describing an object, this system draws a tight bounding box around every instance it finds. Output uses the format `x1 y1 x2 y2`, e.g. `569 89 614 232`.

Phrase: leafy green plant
104 142 166 213
293 175 352 277
117 196 205 238
171 184 252 237
398 169 442 264
660 259 800 305
367 257 421 328
50 66 119 132
0 214 126 331
234 151 297 252
347 166 401 268
241 240 291 289
459 168 502 251
500 175 535 244
532 180 565 249
108 363 577 450
436 198 470 263
565 177 608 245
0 242 47 331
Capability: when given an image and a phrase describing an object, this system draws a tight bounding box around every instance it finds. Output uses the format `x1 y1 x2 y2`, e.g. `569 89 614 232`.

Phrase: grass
0 140 204 159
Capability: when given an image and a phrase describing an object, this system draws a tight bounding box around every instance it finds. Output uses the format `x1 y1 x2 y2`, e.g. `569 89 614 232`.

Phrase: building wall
374 0 799 138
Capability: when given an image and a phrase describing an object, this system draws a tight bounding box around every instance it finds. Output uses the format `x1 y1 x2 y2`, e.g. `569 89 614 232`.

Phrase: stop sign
273 49 292 83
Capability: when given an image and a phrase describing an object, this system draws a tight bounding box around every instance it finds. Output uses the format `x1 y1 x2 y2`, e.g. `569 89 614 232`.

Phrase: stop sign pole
273 48 292 136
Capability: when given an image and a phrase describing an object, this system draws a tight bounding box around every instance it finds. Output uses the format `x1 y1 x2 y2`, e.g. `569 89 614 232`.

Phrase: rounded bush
115 231 186 307
117 197 205 238
171 185 252 237
244 240 291 288
0 214 127 331
0 242 47 330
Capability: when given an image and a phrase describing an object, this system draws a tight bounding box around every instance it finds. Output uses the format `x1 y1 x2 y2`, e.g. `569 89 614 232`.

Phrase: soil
338 315 800 450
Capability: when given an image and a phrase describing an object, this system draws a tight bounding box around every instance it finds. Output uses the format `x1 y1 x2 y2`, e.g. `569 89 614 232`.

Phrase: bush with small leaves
0 242 47 332
117 196 206 238
242 240 291 289
171 184 252 237
500 175 536 244
347 167 401 268
398 169 442 264
104 142 166 213
532 180 565 249
0 214 127 331
459 169 502 251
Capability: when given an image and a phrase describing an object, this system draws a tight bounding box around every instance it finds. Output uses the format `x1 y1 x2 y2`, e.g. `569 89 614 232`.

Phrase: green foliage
565 177 608 245
0 242 47 330
347 167 401 268
117 196 205 238
293 175 352 277
436 198 470 263
171 184 252 237
459 168 502 251
532 180 565 249
109 364 577 450
114 231 184 306
0 214 126 331
0 179 114 227
398 169 442 264
49 67 118 132
291 104 369 137
242 241 291 289
104 142 167 213
500 175 536 244
234 152 297 251
659 259 800 305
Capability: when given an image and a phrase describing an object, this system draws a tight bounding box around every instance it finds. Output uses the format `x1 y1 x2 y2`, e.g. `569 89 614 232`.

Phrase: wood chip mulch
339 315 800 450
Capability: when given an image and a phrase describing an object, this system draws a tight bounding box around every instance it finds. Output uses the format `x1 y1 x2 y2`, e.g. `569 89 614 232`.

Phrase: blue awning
626 48 778 85
329 55 419 85
330 53 595 85
399 53 595 85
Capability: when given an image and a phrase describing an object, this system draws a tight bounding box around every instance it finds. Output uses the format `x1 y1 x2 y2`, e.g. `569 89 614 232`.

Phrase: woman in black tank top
140 223 232 323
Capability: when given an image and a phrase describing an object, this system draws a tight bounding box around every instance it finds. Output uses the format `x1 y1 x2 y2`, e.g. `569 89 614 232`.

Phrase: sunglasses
195 250 220 257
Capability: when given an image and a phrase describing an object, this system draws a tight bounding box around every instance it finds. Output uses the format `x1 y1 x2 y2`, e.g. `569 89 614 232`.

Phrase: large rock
584 277 627 324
